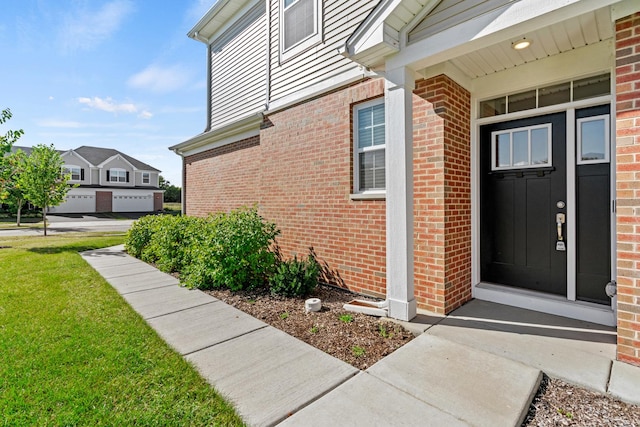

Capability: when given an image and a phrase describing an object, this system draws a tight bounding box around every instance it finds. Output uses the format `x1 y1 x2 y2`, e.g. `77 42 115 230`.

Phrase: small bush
269 253 319 297
181 206 280 291
143 215 204 273
124 214 163 258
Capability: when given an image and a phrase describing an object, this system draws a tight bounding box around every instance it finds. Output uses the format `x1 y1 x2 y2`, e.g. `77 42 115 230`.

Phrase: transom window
142 172 150 184
280 0 320 60
577 114 609 164
354 99 385 192
110 169 127 183
62 165 81 181
480 73 610 118
491 124 551 170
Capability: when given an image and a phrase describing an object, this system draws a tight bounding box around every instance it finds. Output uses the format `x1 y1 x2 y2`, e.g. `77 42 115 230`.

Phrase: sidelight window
577 115 609 164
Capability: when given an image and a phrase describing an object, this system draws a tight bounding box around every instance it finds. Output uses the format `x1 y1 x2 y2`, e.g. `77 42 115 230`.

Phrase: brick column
615 12 640 366
413 74 472 314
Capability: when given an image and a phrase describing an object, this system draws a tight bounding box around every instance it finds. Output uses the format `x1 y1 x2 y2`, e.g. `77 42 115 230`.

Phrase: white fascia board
612 0 640 20
97 154 137 171
187 0 232 42
387 0 624 71
188 0 259 44
345 0 404 56
169 111 264 157
267 67 374 114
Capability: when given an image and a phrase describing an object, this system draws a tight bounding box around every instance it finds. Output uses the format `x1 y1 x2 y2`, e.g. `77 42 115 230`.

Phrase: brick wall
413 75 472 314
184 136 261 216
615 12 640 366
260 79 387 296
183 76 473 313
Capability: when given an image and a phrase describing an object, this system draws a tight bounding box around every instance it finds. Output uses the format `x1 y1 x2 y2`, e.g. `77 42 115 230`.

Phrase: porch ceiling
434 8 613 80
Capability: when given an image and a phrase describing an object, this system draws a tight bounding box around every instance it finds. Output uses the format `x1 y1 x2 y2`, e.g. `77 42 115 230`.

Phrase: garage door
112 194 154 212
49 194 95 213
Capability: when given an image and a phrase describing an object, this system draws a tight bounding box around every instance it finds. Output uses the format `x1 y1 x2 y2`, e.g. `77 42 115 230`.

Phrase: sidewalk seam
144 300 219 320
270 369 360 427
181 325 270 357
119 282 179 295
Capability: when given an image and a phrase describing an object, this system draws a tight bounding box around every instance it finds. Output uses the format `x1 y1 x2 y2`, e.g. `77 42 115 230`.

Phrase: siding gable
268 0 378 104
210 1 267 129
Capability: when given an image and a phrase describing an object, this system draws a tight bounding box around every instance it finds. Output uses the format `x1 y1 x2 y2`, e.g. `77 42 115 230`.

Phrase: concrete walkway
81 245 640 427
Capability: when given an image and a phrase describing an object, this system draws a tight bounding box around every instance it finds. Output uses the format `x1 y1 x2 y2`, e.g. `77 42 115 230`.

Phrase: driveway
0 213 143 237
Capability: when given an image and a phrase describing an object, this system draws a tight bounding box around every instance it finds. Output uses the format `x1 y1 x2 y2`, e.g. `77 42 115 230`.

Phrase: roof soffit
347 0 628 72
188 0 261 44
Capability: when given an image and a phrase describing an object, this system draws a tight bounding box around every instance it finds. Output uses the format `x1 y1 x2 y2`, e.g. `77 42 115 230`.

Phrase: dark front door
480 113 567 296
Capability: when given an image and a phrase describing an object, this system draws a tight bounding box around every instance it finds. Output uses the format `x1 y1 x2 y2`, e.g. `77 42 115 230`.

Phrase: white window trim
142 172 150 184
353 98 386 196
576 114 610 165
62 165 82 181
109 168 127 183
490 123 552 171
279 0 322 63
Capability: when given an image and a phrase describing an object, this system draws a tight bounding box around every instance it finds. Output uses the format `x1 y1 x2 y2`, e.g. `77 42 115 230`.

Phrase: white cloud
58 0 134 51
48 96 54 101
78 96 139 114
138 110 153 119
128 64 192 93
37 119 82 128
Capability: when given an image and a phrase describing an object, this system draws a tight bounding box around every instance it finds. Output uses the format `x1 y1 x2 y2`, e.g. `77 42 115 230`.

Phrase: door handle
556 213 565 241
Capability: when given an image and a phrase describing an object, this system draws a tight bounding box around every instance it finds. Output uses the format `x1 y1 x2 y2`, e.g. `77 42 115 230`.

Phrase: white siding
268 0 378 103
102 157 135 187
210 2 267 129
61 152 92 186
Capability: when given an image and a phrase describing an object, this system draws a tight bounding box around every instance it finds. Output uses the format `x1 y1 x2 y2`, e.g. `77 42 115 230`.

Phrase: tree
159 175 181 203
18 144 72 236
1 149 28 226
0 108 24 154
0 108 25 211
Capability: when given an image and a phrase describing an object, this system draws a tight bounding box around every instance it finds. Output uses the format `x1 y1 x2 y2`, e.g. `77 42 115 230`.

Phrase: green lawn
0 233 244 426
163 202 182 213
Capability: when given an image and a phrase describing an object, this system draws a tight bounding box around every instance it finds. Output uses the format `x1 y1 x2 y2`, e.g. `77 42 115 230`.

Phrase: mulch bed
204 283 640 426
205 284 413 370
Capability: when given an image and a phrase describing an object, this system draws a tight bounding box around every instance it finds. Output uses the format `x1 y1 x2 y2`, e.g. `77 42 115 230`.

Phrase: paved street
0 214 139 236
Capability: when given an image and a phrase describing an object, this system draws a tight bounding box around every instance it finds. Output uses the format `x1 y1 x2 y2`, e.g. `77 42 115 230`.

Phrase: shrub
124 214 163 258
181 206 280 291
142 215 203 273
269 253 319 297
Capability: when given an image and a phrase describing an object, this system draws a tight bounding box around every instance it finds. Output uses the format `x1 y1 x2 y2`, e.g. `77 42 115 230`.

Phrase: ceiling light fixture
512 38 532 50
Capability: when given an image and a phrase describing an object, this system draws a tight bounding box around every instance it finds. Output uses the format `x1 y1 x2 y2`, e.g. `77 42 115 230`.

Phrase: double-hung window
280 0 321 60
109 169 127 183
142 172 150 184
62 165 82 181
354 99 385 193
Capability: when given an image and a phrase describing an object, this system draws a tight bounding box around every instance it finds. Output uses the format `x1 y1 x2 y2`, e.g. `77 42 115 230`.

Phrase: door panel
480 113 567 295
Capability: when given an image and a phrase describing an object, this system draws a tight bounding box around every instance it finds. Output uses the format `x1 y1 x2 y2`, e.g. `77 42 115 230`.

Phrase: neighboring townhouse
13 145 163 214
170 0 640 366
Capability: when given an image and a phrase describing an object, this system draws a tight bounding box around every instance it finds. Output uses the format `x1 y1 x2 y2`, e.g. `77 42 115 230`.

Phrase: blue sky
0 0 216 186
